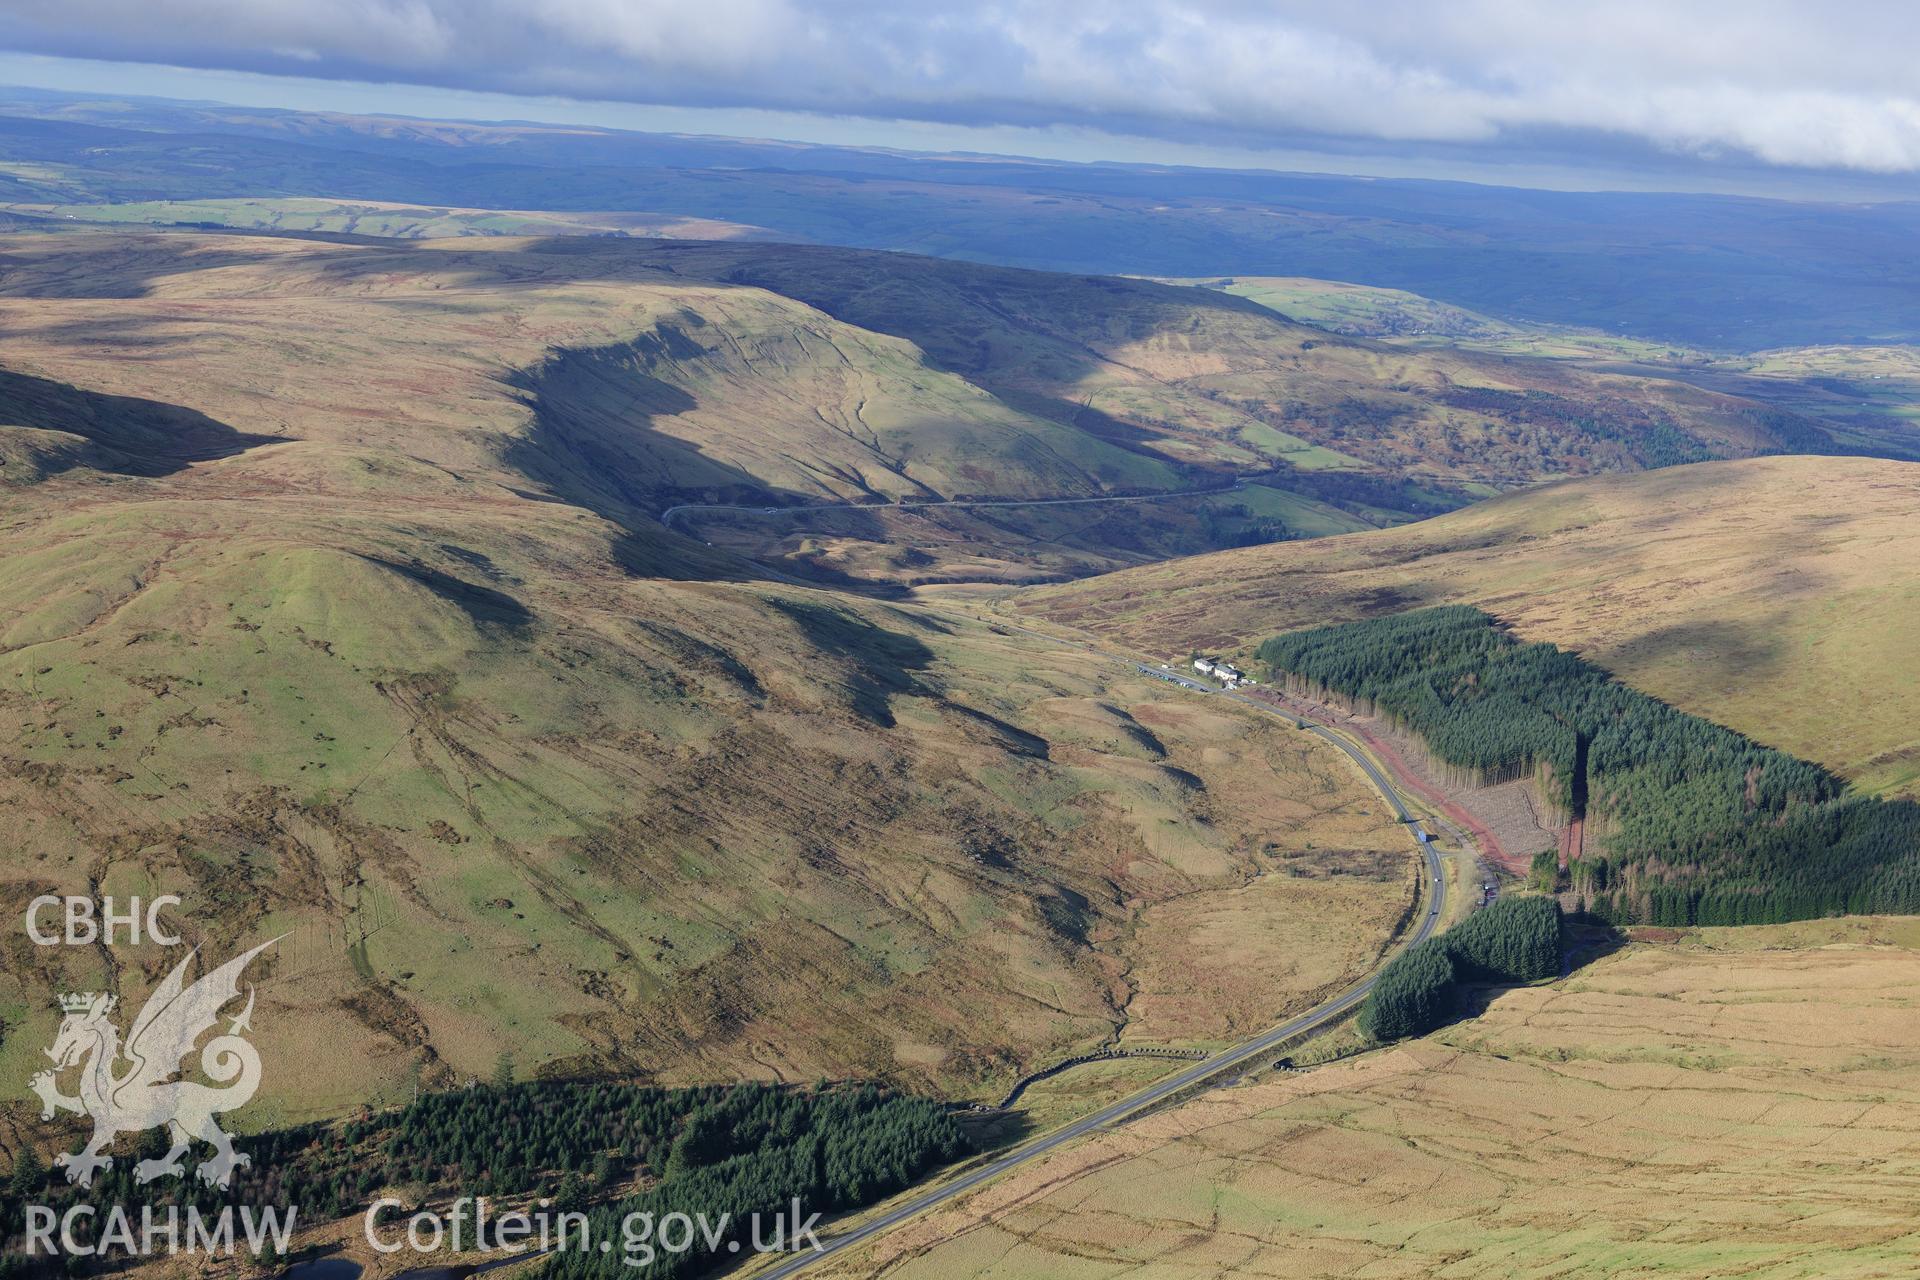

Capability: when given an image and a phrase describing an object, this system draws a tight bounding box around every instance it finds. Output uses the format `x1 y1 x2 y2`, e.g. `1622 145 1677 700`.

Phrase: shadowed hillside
0 366 283 482
610 240 1844 487
0 227 1427 1124
0 229 1855 591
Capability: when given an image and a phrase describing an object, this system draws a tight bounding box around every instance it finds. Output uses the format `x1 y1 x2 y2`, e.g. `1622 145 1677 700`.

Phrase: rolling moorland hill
1014 455 1920 800
2 224 1913 1136
1188 274 1707 359
819 918 1920 1280
0 229 1853 589
1189 274 1920 462
0 225 1443 1132
622 239 1837 483
10 90 1920 349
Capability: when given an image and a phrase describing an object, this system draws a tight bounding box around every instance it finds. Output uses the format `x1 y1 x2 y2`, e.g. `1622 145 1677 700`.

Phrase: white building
1192 658 1217 675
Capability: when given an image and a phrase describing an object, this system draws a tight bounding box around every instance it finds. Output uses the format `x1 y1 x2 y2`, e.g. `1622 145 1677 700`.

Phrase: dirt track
1559 815 1585 870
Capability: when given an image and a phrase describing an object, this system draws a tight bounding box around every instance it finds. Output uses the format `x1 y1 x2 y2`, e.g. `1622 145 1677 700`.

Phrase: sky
3 1 1920 196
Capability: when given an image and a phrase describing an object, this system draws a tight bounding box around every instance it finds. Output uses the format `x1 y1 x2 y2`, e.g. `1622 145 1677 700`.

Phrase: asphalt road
659 482 1242 530
754 673 1449 1279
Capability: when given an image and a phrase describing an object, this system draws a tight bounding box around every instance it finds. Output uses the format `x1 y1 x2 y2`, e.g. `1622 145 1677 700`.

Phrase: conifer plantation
1359 896 1561 1041
1260 607 1920 926
1358 939 1456 1042
0 1081 966 1276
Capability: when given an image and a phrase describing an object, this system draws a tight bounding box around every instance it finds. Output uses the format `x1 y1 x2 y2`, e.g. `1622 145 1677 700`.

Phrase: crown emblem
31 938 278 1191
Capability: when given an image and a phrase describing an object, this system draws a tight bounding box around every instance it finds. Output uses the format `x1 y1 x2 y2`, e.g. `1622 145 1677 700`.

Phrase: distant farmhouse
1191 656 1248 688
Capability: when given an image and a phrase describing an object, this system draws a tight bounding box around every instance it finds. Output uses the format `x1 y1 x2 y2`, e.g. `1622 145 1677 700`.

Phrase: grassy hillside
2 226 1910 1130
820 919 1920 1279
0 228 1428 1128
686 481 1377 587
1015 456 1920 799
1638 345 1920 461
623 240 1840 489
0 230 1190 513
1181 274 1703 362
0 228 1849 592
1188 276 1920 459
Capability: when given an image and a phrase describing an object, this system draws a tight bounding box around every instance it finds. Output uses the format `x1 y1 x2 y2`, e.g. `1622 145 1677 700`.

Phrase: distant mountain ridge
7 88 1920 348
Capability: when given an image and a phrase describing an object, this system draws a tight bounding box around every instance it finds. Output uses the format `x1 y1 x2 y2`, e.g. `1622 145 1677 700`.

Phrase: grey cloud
6 0 1920 172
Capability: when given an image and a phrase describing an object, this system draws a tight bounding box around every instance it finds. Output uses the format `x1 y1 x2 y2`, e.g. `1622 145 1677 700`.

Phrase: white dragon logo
28 938 278 1189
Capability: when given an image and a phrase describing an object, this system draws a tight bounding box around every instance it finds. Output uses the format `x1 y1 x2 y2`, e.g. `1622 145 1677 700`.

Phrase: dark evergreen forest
1360 895 1562 1041
0 1079 966 1278
1260 606 1920 926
